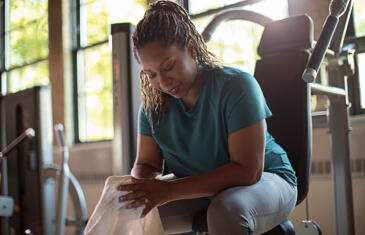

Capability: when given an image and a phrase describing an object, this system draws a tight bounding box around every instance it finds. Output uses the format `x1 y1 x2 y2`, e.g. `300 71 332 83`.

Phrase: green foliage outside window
354 0 365 37
353 0 365 108
9 0 48 66
78 44 113 141
78 0 146 141
8 60 48 93
192 0 288 74
7 0 49 93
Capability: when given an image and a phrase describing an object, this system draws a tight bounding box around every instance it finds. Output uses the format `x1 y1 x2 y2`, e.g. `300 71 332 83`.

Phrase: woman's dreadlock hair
132 0 221 130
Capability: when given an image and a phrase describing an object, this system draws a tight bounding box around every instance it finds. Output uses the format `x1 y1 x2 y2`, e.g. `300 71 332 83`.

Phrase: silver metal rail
308 48 355 235
201 9 272 42
53 124 88 235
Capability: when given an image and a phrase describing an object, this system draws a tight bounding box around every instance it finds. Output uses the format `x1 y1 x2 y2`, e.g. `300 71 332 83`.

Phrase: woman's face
136 41 200 101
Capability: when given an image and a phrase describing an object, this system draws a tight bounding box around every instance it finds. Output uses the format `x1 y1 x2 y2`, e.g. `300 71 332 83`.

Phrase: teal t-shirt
138 66 297 185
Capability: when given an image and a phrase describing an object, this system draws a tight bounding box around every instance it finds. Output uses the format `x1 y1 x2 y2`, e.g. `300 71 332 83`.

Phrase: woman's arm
131 134 163 179
119 120 266 217
168 119 266 200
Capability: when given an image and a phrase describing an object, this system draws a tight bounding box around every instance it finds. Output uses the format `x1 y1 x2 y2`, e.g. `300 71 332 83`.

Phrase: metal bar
310 83 346 97
201 9 272 42
3 57 47 73
190 0 266 19
54 124 70 235
68 172 88 234
344 35 365 54
79 40 108 50
327 65 355 235
0 128 35 158
71 0 81 143
329 0 353 55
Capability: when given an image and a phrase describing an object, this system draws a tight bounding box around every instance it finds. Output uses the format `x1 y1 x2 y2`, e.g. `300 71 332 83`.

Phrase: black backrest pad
254 15 313 205
258 14 313 57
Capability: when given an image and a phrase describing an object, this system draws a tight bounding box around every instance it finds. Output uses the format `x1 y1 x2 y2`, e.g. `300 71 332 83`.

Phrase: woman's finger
141 203 153 218
119 191 146 202
125 197 149 209
118 183 143 191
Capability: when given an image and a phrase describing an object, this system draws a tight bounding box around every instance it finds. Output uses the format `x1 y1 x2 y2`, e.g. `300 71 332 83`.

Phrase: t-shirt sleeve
138 105 153 136
224 72 272 134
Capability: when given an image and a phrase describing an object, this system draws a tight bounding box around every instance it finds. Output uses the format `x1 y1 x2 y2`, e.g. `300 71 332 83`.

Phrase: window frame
71 0 110 143
71 0 135 143
1 0 5 92
0 0 49 95
71 0 81 143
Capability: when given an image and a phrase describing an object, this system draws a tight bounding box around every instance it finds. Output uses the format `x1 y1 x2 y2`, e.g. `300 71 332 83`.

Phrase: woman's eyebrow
143 56 173 72
159 56 172 67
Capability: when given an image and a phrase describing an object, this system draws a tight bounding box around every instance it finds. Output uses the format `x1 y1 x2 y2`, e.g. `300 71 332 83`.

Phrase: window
190 0 288 74
73 0 146 142
353 0 365 109
0 0 49 95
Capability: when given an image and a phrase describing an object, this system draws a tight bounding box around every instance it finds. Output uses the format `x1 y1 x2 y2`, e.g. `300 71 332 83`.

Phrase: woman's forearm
167 162 262 201
131 163 161 179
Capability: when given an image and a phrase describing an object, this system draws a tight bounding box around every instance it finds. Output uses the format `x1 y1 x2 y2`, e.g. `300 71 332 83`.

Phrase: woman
117 1 297 234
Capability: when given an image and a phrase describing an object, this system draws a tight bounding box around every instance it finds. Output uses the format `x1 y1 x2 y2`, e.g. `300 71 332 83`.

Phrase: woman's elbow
242 165 263 185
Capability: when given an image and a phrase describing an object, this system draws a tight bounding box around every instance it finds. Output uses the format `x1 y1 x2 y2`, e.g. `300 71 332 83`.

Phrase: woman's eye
164 61 175 71
147 73 156 79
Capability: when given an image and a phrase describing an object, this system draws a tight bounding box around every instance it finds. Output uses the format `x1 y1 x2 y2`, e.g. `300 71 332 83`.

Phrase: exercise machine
197 0 356 234
111 23 141 176
0 86 88 235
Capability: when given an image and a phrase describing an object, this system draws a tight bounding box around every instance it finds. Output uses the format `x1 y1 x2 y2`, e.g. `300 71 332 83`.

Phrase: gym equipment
52 123 88 235
0 86 55 235
302 0 351 82
194 0 356 234
0 128 35 218
111 23 141 175
0 86 88 235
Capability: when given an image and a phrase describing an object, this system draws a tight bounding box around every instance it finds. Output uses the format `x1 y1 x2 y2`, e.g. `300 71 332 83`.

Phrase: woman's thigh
207 172 297 235
158 197 210 234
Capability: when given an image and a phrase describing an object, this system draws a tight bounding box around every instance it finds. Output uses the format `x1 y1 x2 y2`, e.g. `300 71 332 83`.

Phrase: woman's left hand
117 177 172 217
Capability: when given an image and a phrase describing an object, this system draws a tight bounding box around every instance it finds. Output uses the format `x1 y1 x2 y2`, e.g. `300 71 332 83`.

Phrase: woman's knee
207 188 253 234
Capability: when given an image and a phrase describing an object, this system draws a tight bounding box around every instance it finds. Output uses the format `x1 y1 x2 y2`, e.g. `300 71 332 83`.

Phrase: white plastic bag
84 176 164 235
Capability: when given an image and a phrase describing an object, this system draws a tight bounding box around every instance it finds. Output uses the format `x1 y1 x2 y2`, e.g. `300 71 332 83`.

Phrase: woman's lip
168 84 180 95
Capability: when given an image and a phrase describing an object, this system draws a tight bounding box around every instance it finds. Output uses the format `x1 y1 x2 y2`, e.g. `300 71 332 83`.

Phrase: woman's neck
181 64 204 112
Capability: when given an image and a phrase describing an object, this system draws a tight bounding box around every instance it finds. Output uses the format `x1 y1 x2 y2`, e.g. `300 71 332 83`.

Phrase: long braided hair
132 0 221 130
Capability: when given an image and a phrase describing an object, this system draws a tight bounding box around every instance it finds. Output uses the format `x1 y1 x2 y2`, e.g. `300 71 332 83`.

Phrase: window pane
353 0 365 37
192 0 288 74
80 0 109 46
206 21 264 74
9 0 48 67
189 0 288 20
8 60 49 93
189 0 238 15
358 53 365 109
80 0 146 46
106 0 146 25
243 0 288 20
193 15 215 34
78 44 113 141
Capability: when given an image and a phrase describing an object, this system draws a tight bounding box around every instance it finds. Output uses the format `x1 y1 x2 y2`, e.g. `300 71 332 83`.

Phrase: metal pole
327 64 355 235
54 124 70 235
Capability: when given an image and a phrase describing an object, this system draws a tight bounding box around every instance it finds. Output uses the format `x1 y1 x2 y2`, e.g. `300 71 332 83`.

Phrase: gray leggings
158 172 297 235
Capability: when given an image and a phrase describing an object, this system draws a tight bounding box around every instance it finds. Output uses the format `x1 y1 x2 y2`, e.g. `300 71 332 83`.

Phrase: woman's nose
159 74 173 90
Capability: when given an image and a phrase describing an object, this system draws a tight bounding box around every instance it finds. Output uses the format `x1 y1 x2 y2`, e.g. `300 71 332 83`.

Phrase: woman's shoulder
206 65 253 82
205 65 256 91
